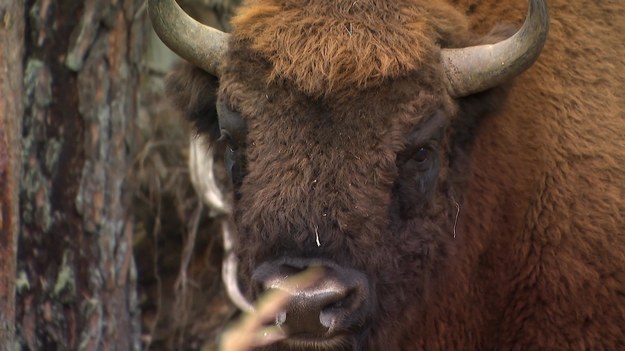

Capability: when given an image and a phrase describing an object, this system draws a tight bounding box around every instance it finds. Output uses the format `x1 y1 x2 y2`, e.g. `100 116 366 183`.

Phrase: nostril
281 263 306 275
252 259 372 338
276 310 287 326
282 284 351 335
319 309 337 330
318 287 362 331
323 288 354 310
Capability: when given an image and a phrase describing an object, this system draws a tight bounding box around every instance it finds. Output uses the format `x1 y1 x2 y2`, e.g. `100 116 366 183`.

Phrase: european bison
150 0 625 349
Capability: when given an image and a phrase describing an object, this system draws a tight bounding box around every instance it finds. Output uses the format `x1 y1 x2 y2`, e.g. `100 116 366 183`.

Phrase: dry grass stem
219 268 324 351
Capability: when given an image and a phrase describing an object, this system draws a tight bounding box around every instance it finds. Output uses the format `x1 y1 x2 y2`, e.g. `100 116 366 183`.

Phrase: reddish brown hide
163 0 625 349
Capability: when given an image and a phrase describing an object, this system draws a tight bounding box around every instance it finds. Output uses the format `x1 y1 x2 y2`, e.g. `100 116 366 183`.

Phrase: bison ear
166 62 220 140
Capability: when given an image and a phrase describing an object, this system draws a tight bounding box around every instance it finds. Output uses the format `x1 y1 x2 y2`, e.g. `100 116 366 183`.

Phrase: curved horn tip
148 0 230 76
442 0 549 97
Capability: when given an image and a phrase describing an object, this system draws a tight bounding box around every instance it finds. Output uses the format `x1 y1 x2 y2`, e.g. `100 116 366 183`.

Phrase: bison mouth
221 225 373 350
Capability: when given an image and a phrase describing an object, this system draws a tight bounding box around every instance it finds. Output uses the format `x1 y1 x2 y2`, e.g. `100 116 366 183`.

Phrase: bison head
151 0 548 349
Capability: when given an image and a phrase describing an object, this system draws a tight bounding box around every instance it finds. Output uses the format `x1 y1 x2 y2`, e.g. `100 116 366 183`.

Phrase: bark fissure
0 0 25 349
17 0 142 349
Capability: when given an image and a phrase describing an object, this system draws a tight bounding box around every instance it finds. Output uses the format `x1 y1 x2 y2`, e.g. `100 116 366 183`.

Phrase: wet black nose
252 258 372 338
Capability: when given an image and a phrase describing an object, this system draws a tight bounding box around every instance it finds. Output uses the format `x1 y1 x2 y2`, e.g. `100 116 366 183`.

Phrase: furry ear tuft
166 62 221 140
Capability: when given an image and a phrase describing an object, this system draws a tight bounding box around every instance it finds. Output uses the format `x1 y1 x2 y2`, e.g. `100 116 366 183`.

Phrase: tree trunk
0 0 25 349
16 0 142 349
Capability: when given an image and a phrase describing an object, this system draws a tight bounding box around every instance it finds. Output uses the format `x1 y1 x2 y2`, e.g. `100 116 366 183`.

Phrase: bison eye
224 144 245 200
220 128 246 198
219 129 238 150
394 141 440 218
216 101 248 147
413 147 430 164
398 142 437 171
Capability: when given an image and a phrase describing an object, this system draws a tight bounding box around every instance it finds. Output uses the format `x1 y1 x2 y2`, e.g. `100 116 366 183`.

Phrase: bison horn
441 0 549 97
148 0 229 76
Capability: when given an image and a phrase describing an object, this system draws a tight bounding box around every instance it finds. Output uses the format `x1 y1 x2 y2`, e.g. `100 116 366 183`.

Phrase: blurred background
136 1 240 350
1 0 243 350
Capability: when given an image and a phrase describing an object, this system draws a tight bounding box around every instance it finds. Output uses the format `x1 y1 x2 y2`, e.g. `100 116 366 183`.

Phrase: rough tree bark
16 0 142 350
0 0 25 350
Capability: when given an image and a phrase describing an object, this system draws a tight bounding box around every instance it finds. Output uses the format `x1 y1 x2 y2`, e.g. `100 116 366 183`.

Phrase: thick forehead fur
231 0 471 97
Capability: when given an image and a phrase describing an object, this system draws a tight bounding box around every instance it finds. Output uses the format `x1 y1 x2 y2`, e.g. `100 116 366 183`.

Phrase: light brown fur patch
232 0 470 96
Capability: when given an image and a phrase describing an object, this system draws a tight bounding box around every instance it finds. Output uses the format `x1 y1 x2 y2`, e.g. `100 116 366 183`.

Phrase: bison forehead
221 63 449 235
231 0 470 97
237 98 401 237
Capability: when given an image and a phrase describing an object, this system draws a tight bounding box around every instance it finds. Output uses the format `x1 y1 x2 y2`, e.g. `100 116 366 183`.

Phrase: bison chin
269 337 364 351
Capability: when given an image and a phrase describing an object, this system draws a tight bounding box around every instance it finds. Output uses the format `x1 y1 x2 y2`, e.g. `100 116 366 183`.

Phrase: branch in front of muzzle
219 268 325 351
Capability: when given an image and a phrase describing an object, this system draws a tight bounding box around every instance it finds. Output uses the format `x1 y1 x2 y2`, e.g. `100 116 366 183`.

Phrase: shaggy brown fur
168 0 625 349
231 0 472 96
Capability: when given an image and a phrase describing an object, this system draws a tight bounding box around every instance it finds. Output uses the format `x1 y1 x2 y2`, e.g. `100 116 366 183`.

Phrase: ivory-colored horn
442 0 549 97
148 0 229 75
